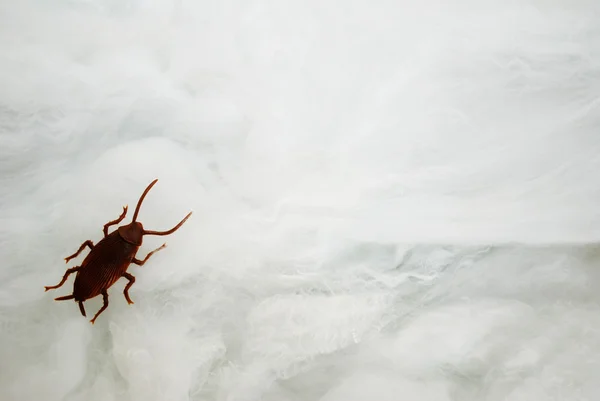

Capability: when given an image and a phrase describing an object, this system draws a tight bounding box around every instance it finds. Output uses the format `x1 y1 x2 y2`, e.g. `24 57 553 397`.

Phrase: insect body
44 179 192 324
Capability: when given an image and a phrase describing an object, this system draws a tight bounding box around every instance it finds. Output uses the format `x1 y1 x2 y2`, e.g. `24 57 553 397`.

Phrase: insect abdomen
73 232 138 301
73 262 127 300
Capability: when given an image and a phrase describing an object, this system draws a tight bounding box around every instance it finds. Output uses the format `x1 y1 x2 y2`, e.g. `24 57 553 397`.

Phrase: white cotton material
1 0 600 400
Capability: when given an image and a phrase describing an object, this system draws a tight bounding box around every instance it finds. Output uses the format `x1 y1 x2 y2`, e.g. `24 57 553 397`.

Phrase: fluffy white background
1 0 600 400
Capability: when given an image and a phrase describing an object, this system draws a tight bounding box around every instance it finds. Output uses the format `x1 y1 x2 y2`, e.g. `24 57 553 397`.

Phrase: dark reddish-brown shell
72 230 139 302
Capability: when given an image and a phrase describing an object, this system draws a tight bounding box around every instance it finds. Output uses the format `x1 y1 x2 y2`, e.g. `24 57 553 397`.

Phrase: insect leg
103 205 128 237
90 290 109 324
132 243 167 266
64 241 94 264
122 272 136 304
44 267 80 291
54 294 74 301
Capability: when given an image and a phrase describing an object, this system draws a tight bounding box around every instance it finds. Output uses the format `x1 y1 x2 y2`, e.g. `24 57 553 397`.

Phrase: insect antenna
143 211 193 236
132 179 159 222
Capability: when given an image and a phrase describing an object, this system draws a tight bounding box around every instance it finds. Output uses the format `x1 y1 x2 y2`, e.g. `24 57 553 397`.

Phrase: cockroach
44 178 192 324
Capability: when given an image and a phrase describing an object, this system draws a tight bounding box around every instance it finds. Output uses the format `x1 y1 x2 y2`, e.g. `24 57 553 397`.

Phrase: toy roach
44 179 192 324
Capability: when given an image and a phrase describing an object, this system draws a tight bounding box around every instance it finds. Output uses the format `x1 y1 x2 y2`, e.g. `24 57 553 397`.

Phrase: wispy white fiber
1 0 600 400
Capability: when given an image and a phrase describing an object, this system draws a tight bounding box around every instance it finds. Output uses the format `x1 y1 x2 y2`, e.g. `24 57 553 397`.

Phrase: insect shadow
44 178 192 324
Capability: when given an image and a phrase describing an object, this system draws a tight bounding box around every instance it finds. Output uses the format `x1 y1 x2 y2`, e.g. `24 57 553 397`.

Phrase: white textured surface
1 0 600 400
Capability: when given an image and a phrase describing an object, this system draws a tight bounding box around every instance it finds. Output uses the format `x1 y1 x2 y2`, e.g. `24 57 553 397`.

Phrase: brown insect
44 178 192 324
